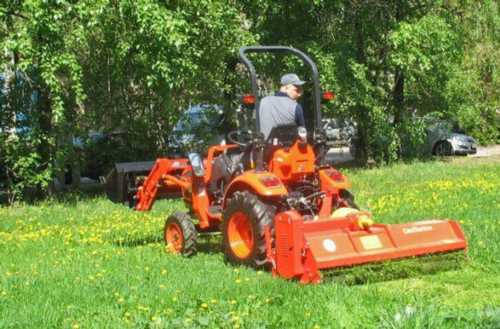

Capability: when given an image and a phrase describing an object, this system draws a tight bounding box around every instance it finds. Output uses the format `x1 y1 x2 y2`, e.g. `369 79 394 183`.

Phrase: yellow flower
201 303 208 309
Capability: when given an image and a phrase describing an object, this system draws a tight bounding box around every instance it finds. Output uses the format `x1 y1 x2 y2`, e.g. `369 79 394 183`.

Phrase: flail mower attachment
266 210 467 284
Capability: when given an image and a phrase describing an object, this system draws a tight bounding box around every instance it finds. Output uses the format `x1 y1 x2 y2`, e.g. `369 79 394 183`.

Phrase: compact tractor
106 46 467 283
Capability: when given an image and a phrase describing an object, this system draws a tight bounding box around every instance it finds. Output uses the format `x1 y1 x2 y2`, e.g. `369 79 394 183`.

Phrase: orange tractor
107 46 467 283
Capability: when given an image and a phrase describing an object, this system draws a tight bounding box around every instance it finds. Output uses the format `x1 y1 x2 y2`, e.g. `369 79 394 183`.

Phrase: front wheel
221 191 275 268
164 212 197 257
434 141 453 156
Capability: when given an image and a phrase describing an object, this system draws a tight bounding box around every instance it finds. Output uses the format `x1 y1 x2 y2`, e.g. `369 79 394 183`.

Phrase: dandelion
230 299 237 305
201 303 208 309
210 299 217 304
235 278 241 284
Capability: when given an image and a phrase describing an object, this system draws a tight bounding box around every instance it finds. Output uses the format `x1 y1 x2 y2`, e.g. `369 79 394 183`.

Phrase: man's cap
280 73 306 86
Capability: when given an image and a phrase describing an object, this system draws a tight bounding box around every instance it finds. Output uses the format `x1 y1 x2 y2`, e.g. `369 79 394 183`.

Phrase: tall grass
0 157 499 328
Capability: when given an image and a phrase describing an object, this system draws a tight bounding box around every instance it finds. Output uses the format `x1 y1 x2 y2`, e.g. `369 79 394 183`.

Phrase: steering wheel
227 130 254 146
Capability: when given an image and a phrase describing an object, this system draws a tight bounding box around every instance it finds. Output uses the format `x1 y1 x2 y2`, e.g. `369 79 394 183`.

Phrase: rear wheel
164 212 197 256
222 191 275 268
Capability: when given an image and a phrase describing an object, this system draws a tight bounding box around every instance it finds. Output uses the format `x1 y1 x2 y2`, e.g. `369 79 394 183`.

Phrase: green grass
1 157 499 329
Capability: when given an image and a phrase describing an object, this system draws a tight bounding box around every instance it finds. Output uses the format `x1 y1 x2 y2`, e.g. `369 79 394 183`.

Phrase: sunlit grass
0 157 499 328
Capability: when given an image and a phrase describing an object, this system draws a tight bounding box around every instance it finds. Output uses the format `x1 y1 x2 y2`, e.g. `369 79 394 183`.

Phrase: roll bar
238 46 322 134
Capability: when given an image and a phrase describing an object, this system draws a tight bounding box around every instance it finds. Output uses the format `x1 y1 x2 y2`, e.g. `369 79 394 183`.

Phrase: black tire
433 141 453 156
164 212 197 257
340 189 359 209
221 191 275 268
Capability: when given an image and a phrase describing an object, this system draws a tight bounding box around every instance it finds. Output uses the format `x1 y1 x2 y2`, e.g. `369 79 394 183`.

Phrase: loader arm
135 158 189 211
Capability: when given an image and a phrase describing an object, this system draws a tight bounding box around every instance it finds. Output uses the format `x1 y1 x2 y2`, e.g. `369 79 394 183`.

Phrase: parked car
322 118 357 147
322 118 358 164
426 121 477 156
167 104 226 155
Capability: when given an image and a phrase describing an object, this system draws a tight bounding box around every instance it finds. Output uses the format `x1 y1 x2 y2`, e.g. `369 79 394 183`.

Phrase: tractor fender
223 171 288 206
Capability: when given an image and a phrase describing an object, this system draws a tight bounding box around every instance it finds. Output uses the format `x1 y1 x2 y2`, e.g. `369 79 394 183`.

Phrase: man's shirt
258 91 305 139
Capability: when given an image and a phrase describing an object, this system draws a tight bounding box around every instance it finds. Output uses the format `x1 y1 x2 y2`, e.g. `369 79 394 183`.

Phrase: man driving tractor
259 73 306 139
207 72 308 198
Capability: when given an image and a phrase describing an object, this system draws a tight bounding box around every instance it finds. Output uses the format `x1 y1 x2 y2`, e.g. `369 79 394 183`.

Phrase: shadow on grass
111 232 223 255
0 185 106 206
322 252 467 285
113 235 163 247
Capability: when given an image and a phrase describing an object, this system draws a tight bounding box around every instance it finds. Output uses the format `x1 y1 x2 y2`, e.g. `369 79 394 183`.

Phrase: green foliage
1 0 254 201
1 0 499 201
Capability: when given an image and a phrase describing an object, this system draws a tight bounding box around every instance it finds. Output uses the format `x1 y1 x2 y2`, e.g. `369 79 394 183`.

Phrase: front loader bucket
105 161 155 204
105 159 189 208
272 211 467 284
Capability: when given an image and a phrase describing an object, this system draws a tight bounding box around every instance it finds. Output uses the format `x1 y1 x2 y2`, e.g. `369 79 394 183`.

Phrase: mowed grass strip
0 158 499 329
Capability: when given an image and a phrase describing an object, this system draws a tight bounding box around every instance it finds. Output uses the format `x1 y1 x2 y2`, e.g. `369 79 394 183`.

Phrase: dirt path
471 145 500 157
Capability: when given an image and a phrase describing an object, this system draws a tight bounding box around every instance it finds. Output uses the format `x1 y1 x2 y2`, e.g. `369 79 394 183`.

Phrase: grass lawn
1 157 499 329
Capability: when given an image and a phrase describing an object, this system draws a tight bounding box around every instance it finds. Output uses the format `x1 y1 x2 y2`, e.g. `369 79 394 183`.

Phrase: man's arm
294 104 305 126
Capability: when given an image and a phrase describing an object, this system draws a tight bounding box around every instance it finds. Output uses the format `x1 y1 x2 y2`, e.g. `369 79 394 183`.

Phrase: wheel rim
436 142 451 156
227 211 254 259
165 222 184 253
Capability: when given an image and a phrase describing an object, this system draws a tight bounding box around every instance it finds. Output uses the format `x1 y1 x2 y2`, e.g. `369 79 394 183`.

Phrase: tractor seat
266 124 299 147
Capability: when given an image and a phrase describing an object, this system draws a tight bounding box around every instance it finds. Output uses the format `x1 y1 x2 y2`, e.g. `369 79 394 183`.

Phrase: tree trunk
393 68 405 125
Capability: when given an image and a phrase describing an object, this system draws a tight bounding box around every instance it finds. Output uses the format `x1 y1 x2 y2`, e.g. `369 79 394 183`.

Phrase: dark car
167 104 226 155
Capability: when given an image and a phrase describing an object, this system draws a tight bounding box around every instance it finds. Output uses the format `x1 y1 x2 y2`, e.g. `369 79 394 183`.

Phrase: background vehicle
167 104 226 155
426 121 477 156
322 118 358 164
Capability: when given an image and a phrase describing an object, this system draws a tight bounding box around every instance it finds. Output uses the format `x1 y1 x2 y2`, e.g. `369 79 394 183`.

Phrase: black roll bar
238 46 322 134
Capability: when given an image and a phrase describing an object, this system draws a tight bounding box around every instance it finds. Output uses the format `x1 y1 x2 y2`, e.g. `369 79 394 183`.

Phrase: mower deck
269 211 467 284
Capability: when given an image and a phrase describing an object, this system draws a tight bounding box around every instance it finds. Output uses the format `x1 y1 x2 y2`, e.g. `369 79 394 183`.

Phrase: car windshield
174 104 222 131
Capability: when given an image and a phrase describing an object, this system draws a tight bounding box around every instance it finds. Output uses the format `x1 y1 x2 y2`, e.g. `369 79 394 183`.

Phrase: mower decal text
403 226 433 235
322 239 337 253
360 235 383 250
